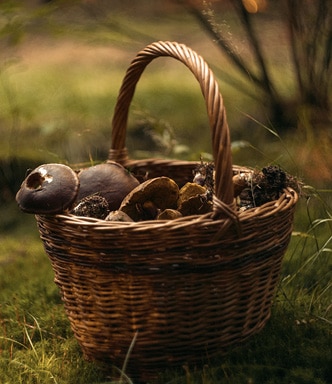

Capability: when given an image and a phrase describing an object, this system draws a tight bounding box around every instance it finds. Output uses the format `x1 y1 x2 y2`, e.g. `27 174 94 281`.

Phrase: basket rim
38 187 298 229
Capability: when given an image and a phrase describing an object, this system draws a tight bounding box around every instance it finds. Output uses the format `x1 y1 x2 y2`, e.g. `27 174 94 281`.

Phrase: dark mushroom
77 161 139 211
16 163 79 214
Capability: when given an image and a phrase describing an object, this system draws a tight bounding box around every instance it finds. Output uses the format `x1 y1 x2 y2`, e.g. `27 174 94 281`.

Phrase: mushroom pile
107 176 213 222
16 160 298 221
15 159 216 221
16 161 139 219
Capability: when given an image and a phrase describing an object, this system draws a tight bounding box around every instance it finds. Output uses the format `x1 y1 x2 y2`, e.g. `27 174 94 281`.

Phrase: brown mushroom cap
16 163 79 214
178 182 212 216
178 182 207 207
178 194 213 216
119 176 179 221
77 161 139 211
232 173 250 197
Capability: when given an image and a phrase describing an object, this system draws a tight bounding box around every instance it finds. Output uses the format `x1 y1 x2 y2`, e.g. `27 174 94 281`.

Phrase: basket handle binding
110 41 235 214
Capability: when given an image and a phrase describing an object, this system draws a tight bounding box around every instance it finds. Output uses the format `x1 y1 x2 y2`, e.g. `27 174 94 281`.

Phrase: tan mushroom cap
119 176 179 221
232 173 250 197
178 182 212 216
105 210 134 222
177 182 207 206
157 209 182 220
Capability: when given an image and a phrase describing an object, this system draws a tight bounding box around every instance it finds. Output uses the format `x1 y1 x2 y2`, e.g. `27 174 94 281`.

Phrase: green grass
0 211 331 384
1 5 331 384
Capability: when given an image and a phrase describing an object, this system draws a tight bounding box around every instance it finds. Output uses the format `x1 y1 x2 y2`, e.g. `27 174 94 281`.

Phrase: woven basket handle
110 41 234 206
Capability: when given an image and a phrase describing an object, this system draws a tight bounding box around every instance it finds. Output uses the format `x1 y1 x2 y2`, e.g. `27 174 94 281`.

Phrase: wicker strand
107 148 129 164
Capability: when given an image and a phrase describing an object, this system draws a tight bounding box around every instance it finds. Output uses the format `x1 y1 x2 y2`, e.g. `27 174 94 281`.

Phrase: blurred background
0 0 331 229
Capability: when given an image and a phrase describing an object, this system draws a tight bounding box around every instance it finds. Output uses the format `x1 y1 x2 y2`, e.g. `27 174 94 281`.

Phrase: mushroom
157 209 182 220
16 163 79 214
232 173 250 197
178 182 207 206
119 176 179 221
105 210 134 222
177 182 212 216
77 161 139 211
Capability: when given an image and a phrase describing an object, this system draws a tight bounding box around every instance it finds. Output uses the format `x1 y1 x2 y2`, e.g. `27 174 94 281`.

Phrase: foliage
182 0 332 132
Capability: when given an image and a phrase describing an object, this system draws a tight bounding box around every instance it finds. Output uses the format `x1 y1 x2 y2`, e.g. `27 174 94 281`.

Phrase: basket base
35 181 298 383
76 313 270 383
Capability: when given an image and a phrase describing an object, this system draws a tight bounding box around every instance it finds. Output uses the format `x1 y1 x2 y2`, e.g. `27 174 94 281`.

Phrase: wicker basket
36 41 298 382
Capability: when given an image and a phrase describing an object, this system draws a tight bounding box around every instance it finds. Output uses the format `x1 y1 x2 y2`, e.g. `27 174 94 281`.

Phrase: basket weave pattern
36 41 298 381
